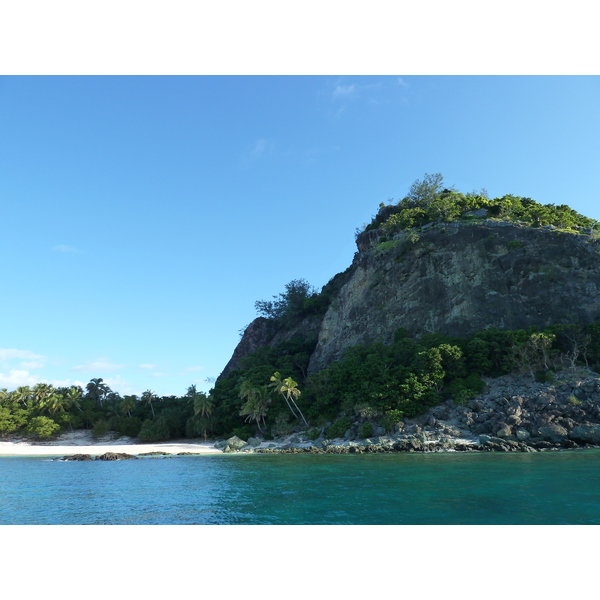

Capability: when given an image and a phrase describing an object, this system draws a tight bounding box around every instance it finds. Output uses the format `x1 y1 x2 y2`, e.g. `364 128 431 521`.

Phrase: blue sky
1 75 599 396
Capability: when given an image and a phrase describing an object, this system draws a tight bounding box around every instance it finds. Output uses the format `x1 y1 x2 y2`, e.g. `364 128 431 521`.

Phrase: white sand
0 430 222 457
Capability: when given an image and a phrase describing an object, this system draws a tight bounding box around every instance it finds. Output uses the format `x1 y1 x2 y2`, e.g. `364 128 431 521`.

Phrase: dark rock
95 452 137 461
570 424 600 444
538 423 569 443
63 454 93 461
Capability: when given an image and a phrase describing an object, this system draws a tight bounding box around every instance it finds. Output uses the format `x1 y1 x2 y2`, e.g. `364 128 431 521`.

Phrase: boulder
63 454 93 461
569 424 600 444
495 424 512 438
95 452 137 461
247 437 262 447
225 435 247 451
538 423 569 443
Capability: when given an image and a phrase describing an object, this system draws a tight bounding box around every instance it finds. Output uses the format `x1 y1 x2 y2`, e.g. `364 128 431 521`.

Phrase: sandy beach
0 430 222 457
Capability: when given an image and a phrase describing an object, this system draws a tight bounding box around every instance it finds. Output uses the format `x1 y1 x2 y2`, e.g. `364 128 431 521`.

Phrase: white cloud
139 363 156 370
41 378 87 389
101 376 142 397
72 358 125 373
397 77 409 87
0 349 46 362
332 84 356 98
20 361 46 369
53 244 81 253
0 369 39 389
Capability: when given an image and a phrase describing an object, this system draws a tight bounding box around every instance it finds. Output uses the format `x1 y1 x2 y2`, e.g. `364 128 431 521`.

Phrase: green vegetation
253 265 357 331
206 319 600 439
361 173 598 238
0 378 204 443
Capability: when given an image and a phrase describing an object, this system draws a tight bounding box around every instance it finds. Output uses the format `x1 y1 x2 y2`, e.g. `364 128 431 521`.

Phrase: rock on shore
214 369 600 454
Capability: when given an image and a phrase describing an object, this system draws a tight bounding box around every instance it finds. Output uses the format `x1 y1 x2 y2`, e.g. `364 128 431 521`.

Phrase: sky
1 75 599 397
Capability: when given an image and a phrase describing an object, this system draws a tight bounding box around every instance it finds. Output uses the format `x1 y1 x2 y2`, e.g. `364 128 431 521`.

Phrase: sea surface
1 450 600 524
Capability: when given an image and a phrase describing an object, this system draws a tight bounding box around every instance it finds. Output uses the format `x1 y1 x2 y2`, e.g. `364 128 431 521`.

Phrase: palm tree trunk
289 397 309 428
280 394 300 420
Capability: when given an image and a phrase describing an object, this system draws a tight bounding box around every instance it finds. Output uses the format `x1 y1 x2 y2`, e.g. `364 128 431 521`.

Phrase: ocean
1 450 600 525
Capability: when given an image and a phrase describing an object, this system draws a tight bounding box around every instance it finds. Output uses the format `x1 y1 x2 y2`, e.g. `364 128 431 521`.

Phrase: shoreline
0 430 221 457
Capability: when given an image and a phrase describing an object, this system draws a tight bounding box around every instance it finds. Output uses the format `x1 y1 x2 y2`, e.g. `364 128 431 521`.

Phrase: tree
32 383 53 406
255 279 318 325
187 385 214 418
86 378 110 407
512 333 556 378
120 395 137 417
142 389 158 418
239 384 271 433
406 173 445 207
269 372 309 428
14 386 32 407
65 387 83 412
27 416 60 439
44 393 68 415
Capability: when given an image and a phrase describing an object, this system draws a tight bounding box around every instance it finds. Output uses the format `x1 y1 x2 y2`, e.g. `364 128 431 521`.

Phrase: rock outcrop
309 222 600 372
221 220 600 377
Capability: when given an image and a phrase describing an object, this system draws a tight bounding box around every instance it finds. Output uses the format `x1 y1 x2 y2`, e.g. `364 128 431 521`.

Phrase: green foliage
374 240 400 254
185 415 210 438
255 279 319 326
507 240 523 250
382 409 404 432
91 419 111 438
447 373 486 404
230 425 253 440
326 417 352 439
118 416 143 437
407 173 445 206
535 370 555 383
359 422 373 439
568 395 582 406
307 427 321 440
26 416 60 439
364 174 597 237
0 407 20 437
138 417 171 442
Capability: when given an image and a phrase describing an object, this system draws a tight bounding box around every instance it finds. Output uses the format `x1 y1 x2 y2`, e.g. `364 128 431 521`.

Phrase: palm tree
45 393 67 415
186 384 214 418
120 395 137 417
32 383 53 406
86 378 110 407
14 386 32 407
142 389 157 418
269 372 308 428
194 394 214 419
239 385 271 433
65 387 83 412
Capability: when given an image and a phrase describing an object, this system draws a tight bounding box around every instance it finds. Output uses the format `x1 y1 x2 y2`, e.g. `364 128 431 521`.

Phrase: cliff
221 218 600 378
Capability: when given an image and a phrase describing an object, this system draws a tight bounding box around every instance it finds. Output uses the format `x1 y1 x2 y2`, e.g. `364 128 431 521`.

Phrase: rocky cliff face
221 219 600 378
309 221 600 372
219 314 323 379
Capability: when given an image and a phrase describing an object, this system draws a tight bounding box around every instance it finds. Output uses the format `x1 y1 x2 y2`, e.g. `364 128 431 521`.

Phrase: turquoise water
1 450 600 524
